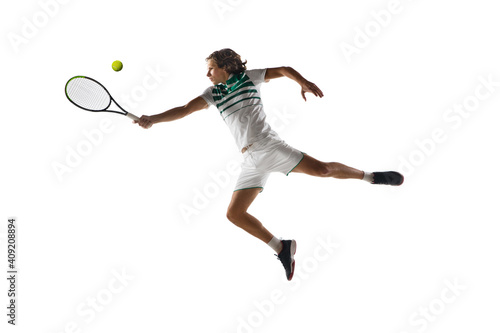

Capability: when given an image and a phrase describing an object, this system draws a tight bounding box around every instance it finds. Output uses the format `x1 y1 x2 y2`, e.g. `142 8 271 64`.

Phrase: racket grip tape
126 112 140 121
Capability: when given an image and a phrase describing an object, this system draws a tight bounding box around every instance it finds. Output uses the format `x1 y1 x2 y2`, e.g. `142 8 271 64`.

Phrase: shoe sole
288 240 297 281
392 172 404 186
398 173 405 185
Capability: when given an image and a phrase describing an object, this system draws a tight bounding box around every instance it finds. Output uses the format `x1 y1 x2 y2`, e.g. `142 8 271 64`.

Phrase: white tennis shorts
235 136 305 192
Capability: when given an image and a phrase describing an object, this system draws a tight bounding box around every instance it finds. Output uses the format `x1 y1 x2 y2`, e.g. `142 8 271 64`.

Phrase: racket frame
65 76 139 121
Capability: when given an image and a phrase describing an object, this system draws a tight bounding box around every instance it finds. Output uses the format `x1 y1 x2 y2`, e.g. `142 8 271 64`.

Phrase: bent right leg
226 188 275 245
226 187 296 280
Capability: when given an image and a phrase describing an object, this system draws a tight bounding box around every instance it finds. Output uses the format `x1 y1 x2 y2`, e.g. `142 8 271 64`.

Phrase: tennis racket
65 76 140 121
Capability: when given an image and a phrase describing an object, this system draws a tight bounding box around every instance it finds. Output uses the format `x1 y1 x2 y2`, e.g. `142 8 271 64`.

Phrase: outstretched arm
265 66 324 101
134 96 209 129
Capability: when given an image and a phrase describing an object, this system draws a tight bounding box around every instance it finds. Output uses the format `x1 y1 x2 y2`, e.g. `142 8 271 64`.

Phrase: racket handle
126 112 140 122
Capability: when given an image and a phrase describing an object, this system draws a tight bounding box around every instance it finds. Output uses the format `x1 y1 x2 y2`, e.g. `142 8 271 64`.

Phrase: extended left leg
290 154 404 185
291 154 364 179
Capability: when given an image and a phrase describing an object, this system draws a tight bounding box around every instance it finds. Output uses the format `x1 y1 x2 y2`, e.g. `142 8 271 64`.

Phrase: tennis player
135 49 404 280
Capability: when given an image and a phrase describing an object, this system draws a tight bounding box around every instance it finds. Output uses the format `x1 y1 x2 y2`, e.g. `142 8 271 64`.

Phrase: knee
226 208 244 224
315 162 330 177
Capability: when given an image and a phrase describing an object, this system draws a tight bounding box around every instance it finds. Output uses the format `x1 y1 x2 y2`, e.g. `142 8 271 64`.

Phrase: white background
1 0 499 332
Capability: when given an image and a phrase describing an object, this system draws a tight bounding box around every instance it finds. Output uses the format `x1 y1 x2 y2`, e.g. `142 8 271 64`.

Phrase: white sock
362 171 374 183
267 236 283 253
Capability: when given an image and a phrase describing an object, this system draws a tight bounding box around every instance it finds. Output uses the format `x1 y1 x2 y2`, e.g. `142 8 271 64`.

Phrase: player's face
206 60 229 85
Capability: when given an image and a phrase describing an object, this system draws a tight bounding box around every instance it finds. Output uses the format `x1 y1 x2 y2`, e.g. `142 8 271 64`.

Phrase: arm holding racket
135 96 209 129
65 76 209 128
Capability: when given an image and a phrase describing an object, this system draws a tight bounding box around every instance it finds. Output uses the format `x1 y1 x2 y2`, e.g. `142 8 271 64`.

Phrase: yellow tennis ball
112 60 123 72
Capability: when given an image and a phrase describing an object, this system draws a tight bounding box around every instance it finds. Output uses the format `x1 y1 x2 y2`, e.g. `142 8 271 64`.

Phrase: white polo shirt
200 69 279 151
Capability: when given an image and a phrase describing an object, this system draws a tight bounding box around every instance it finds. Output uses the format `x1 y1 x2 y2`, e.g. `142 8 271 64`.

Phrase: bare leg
226 188 275 244
291 154 364 179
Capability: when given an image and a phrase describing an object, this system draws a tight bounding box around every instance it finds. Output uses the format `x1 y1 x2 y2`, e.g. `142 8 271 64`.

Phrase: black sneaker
276 240 297 281
372 171 404 186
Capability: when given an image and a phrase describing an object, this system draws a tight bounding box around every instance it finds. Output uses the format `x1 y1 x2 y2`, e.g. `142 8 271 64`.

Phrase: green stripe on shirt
226 72 245 85
223 103 263 120
213 81 256 101
216 89 258 108
220 96 261 114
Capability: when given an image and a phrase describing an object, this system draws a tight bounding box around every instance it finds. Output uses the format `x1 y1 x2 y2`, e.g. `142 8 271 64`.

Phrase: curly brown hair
206 48 247 75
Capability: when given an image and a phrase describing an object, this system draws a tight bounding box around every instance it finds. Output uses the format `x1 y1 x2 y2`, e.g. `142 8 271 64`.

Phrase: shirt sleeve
200 86 215 106
246 68 267 86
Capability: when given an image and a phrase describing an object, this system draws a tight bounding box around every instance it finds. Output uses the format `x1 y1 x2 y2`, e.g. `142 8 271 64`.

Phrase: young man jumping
135 49 404 281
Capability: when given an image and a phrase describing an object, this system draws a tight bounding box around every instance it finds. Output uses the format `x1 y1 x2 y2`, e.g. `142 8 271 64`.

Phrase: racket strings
66 77 111 111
